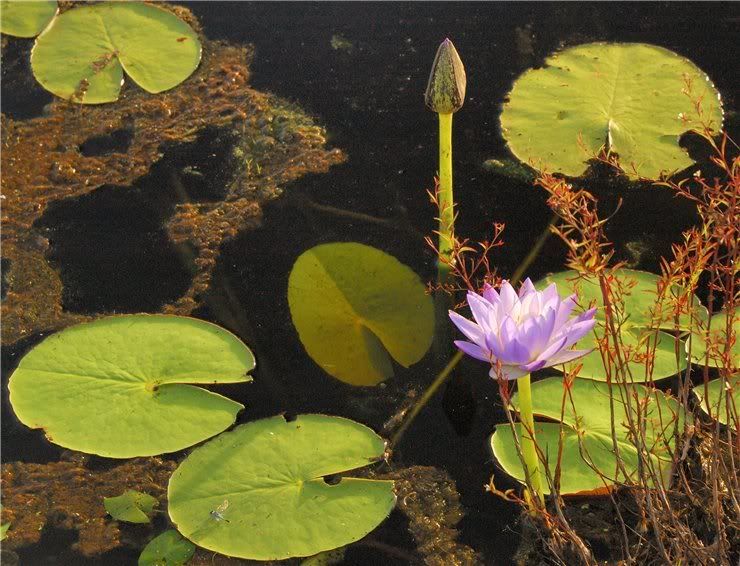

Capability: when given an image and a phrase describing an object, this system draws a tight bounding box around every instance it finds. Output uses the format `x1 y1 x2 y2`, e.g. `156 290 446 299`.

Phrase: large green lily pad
535 269 705 381
501 43 723 179
288 243 434 386
490 377 682 494
168 414 395 560
0 0 57 37
8 315 254 458
693 376 739 428
31 2 201 104
687 310 739 370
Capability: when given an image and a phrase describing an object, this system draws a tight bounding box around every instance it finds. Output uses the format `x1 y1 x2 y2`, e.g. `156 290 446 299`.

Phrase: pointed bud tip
425 38 466 114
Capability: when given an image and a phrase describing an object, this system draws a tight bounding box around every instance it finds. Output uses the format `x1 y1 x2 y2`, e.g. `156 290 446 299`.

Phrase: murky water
1 3 737 564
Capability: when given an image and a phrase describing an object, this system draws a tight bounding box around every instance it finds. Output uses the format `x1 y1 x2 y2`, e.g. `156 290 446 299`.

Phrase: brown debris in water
381 465 481 566
0 453 176 556
1 4 344 344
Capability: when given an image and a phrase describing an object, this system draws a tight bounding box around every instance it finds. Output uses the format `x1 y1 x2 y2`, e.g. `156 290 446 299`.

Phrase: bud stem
518 373 545 506
437 112 454 283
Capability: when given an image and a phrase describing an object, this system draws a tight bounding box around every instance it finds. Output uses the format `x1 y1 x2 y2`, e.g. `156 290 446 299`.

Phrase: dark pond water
2 2 738 565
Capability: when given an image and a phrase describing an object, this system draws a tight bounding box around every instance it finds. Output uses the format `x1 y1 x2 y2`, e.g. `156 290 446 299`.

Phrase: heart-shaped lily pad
535 269 706 381
687 310 739 370
693 376 739 428
8 315 254 458
0 0 57 38
288 243 434 386
104 490 158 524
491 377 682 494
501 43 723 179
168 414 395 560
138 529 195 566
31 2 201 104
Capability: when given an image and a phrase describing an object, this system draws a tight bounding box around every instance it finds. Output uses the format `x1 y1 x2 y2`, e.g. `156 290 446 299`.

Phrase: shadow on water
2 2 738 564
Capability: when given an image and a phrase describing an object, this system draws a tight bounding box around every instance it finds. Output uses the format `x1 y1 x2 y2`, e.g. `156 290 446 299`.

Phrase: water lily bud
425 38 466 114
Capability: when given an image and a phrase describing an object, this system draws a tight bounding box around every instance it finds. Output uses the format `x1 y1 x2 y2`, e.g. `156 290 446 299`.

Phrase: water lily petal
499 280 519 314
489 364 527 380
467 292 495 333
454 340 491 362
481 283 500 305
548 347 593 366
518 278 536 298
522 358 548 372
449 311 485 345
535 335 568 363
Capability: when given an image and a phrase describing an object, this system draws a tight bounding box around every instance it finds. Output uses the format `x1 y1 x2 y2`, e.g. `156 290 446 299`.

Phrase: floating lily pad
490 377 682 494
288 243 434 386
138 529 195 566
687 310 739 369
693 376 739 428
9 315 254 458
31 2 201 104
168 414 395 560
535 269 705 381
104 490 158 524
0 0 56 37
501 43 723 179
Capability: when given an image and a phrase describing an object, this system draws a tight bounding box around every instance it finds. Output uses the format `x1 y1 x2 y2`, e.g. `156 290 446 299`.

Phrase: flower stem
518 373 545 506
437 112 454 283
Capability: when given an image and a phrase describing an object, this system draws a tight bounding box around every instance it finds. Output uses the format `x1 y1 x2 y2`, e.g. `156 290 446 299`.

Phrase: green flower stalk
425 38 466 282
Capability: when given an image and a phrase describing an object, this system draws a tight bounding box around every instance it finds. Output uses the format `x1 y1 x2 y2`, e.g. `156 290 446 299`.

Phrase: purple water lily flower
449 278 597 380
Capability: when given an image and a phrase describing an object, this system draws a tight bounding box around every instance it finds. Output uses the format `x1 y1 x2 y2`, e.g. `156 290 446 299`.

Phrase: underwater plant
501 42 723 179
288 242 434 386
8 315 255 457
30 2 201 103
167 414 395 560
425 38 466 282
450 279 596 504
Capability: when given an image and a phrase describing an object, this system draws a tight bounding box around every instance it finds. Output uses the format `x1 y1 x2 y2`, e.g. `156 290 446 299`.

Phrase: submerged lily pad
0 0 57 37
104 490 158 524
687 310 739 369
693 376 739 428
31 2 201 104
535 269 705 381
288 243 434 386
501 42 723 179
8 315 254 458
138 529 195 566
168 414 395 560
490 377 682 494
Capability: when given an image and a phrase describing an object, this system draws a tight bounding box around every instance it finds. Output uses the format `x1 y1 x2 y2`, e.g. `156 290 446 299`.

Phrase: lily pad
104 490 158 524
535 269 705 381
31 2 201 104
501 42 723 179
1 522 9 541
288 243 434 386
0 0 57 37
168 414 395 560
138 529 196 566
687 310 739 369
693 376 739 428
490 377 682 494
8 315 254 458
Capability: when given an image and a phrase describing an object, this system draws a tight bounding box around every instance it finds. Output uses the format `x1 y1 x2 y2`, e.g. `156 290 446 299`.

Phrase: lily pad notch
8 315 255 458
